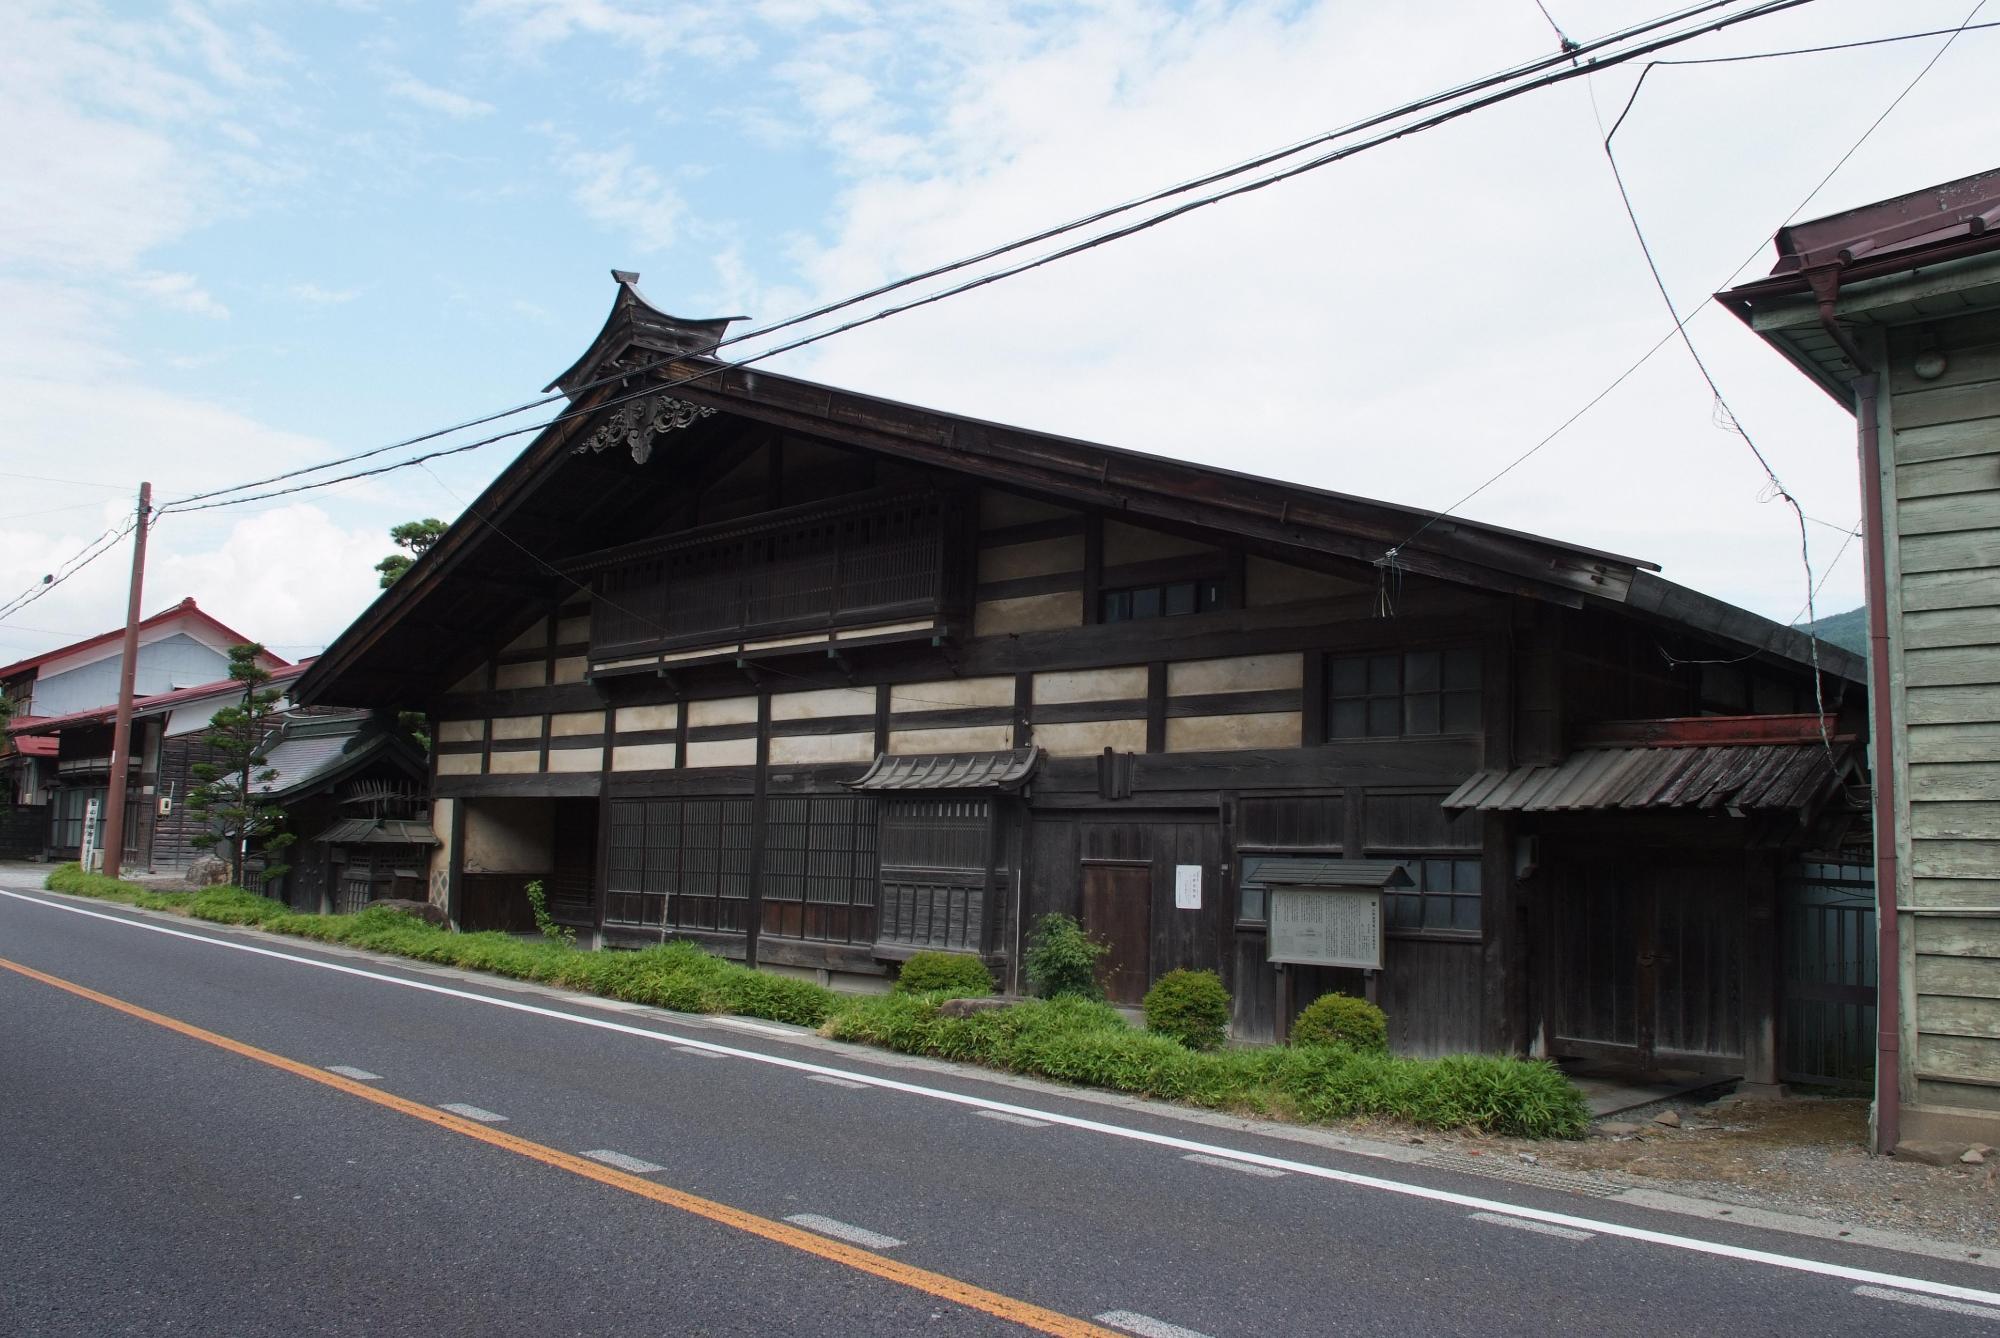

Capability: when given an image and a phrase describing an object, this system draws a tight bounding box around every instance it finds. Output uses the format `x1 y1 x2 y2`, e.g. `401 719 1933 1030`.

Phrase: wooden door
1082 862 1152 1005
1551 854 1745 1072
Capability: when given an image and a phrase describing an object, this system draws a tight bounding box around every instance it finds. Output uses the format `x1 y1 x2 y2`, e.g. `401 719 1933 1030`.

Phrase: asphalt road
4 871 1998 1337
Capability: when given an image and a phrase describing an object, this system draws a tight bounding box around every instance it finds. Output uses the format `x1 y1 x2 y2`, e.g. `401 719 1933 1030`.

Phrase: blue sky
2 0 1995 664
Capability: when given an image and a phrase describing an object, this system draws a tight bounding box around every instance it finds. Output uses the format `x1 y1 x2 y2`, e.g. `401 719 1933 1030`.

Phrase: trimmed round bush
1024 914 1108 1001
1291 992 1389 1055
1142 968 1231 1050
894 951 995 996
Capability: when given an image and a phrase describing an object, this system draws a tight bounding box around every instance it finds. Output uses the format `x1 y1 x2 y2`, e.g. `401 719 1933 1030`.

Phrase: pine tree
375 517 447 589
188 643 296 888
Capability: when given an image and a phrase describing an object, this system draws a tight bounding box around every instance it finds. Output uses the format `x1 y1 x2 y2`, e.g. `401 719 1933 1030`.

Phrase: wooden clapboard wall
1880 310 2000 1118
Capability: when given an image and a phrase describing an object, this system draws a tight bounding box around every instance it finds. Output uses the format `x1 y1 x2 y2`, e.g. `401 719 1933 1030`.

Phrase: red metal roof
0 597 288 683
7 663 307 737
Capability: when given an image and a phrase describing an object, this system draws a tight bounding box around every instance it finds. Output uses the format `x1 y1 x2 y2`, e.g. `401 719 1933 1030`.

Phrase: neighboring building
1 600 285 867
10 667 429 895
297 273 1870 1079
1722 166 2000 1151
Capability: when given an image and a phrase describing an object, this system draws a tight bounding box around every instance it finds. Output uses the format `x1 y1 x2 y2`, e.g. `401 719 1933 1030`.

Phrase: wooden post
100 482 151 880
1274 963 1292 1044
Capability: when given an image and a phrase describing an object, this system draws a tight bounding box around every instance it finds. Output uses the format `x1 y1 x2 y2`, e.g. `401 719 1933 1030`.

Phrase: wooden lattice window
1327 648 1480 739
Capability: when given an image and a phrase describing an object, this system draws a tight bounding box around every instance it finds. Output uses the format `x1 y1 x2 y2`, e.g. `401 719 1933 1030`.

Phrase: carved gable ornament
576 392 716 465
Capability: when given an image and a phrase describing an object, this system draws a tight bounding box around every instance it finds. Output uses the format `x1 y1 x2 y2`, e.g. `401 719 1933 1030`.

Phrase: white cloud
383 69 496 119
702 0 1998 622
554 143 687 254
131 270 229 318
284 281 361 305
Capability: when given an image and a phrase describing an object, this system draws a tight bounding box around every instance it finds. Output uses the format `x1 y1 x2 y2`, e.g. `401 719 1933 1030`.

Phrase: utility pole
100 482 151 881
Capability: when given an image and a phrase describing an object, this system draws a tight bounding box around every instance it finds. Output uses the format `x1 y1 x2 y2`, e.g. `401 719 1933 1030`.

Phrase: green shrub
1023 914 1107 1000
188 886 294 926
1142 968 1231 1050
894 951 995 997
1292 992 1389 1055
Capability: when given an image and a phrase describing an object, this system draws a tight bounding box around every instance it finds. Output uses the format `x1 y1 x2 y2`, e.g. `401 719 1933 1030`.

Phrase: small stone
1518 1152 1538 1165
1654 1110 1682 1129
1407 1136 1425 1145
937 996 1014 1017
1597 1121 1642 1136
1961 1149 1986 1165
1837 1230 1851 1237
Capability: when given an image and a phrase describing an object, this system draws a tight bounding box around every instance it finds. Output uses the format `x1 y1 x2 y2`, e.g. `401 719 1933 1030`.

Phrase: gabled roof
248 711 427 803
8 664 307 737
297 276 1858 708
0 597 286 683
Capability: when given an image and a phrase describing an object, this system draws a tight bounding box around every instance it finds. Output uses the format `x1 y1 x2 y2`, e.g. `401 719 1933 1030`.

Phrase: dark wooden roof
296 277 1857 709
1248 858 1413 889
1443 715 1858 815
846 747 1042 793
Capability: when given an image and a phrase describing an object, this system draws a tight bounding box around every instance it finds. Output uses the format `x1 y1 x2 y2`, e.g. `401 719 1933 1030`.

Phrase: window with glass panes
1326 647 1480 738
1380 855 1482 934
1100 578 1225 623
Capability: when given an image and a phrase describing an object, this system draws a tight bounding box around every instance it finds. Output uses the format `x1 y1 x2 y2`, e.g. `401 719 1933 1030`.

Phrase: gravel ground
1429 1094 2000 1253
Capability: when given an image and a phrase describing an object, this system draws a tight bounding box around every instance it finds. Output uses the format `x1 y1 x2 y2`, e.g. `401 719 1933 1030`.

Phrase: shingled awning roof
1250 858 1413 890
845 747 1042 793
1444 715 1856 815
306 818 439 846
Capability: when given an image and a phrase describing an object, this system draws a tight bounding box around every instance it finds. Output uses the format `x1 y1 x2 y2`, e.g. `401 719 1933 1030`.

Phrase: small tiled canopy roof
845 747 1042 793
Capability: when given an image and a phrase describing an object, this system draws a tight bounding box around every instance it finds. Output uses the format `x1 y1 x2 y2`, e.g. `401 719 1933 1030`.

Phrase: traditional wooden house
296 274 1871 1080
1721 166 2000 1150
3 606 288 868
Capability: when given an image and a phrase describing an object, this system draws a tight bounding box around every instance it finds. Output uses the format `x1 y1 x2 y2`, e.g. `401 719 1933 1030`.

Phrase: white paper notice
1174 864 1202 910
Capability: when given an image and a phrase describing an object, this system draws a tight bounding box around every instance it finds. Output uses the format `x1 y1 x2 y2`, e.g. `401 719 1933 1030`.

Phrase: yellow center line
0 954 1119 1338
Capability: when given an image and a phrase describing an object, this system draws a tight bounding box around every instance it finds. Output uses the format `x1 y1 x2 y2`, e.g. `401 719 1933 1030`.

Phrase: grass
40 863 1589 1138
823 992 1589 1137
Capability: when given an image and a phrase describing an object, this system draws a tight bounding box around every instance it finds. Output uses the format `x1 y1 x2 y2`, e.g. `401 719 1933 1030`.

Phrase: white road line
1854 1285 2000 1321
325 1065 382 1081
1470 1211 1595 1241
782 1214 904 1249
1095 1309 1215 1338
809 1074 869 1090
440 1103 507 1123
671 1045 728 1058
713 1018 800 1037
581 1150 665 1174
1184 1152 1286 1178
978 1110 1052 1128
13 886 2000 1313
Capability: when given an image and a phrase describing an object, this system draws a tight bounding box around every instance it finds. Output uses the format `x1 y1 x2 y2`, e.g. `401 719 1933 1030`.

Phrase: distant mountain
1799 605 1866 656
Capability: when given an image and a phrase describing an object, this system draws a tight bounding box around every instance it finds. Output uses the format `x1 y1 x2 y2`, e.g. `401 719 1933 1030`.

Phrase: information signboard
1174 864 1202 910
1267 885 1382 970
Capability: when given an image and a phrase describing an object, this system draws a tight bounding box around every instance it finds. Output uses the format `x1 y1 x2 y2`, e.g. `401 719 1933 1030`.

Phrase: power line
1592 4 1992 747
1384 8 1995 566
160 0 1815 523
157 0 1796 517
0 521 136 624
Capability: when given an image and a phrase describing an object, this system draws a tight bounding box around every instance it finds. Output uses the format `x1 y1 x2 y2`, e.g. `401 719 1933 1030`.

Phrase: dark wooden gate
1780 857 1876 1088
1082 862 1152 1005
1551 855 1746 1072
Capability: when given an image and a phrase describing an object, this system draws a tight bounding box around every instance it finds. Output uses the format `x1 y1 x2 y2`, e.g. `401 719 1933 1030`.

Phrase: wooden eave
299 286 1706 711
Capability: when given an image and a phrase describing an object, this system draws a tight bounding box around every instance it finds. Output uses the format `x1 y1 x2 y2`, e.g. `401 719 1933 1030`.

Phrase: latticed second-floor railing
587 490 959 658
